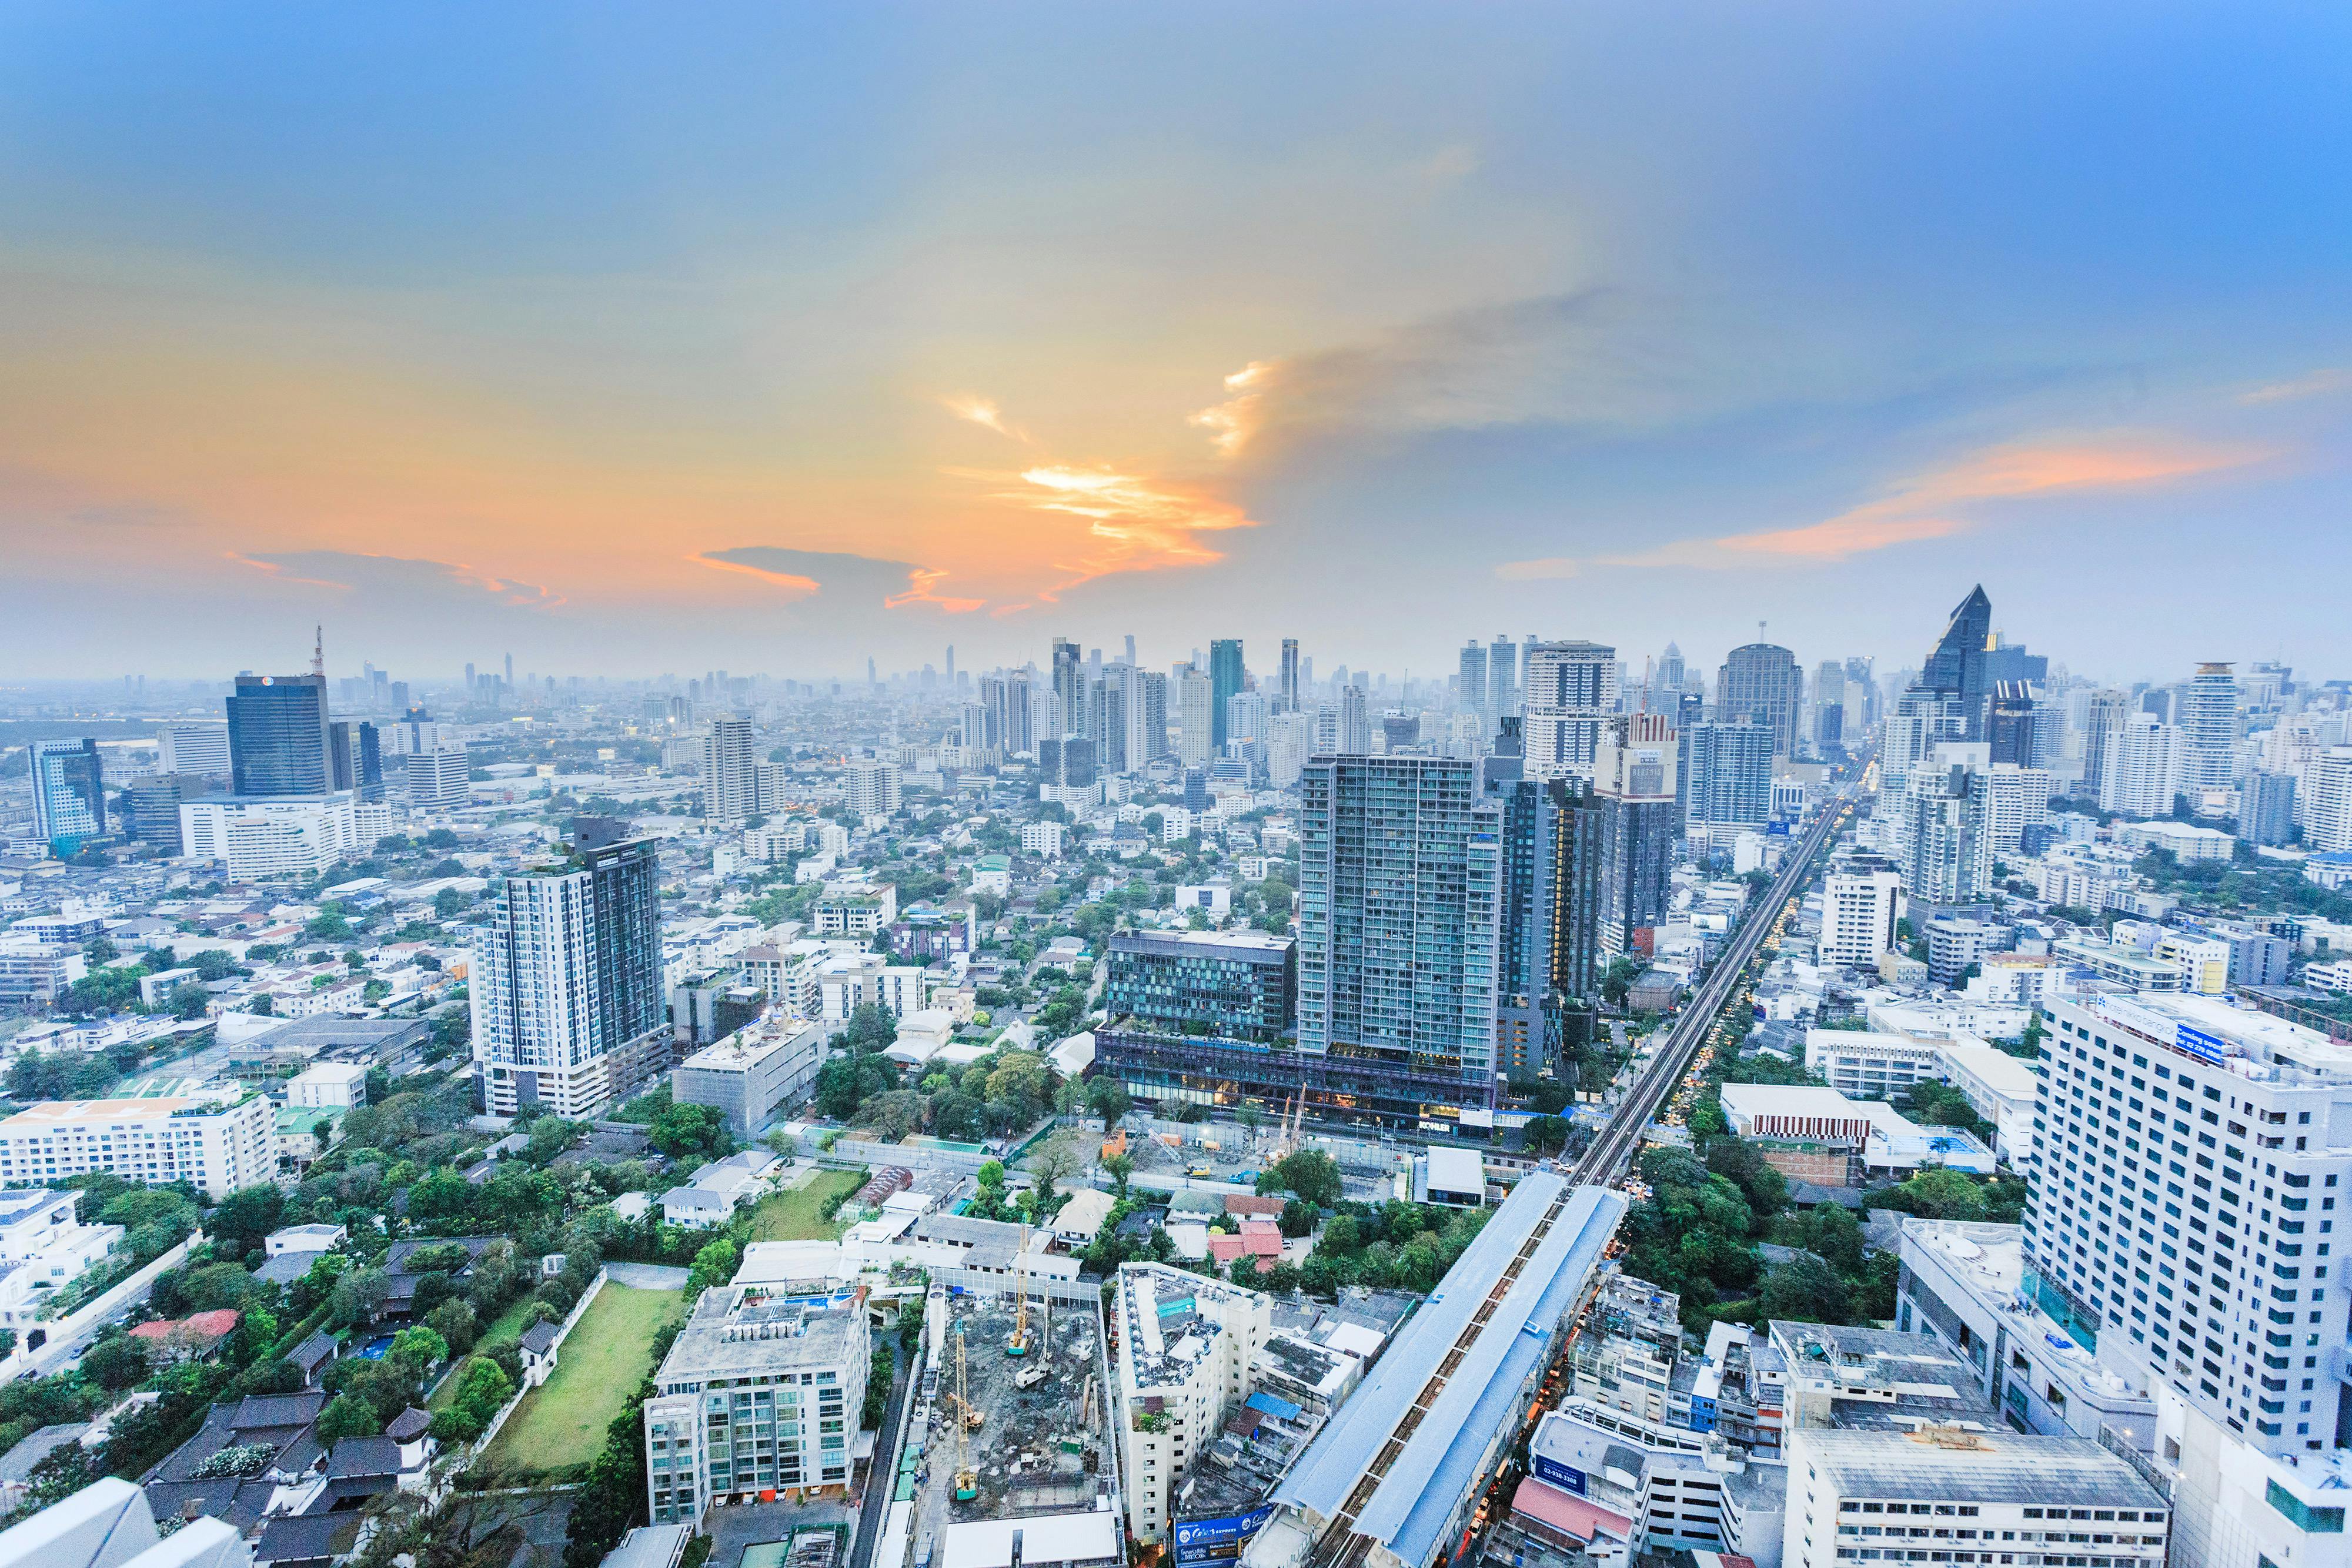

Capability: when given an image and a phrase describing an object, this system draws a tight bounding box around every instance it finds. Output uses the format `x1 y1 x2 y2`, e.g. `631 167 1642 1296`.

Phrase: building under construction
874 1276 1122 1568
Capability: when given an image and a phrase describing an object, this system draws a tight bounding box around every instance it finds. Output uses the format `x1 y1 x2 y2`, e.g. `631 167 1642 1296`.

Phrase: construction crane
953 1326 979 1502
1007 1225 1034 1356
1271 1088 1307 1162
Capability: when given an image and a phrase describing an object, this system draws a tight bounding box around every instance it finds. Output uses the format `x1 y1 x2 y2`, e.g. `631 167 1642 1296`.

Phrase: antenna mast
310 625 325 678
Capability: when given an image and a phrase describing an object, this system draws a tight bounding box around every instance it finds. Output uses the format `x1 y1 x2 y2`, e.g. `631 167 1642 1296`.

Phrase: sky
2 3 2348 688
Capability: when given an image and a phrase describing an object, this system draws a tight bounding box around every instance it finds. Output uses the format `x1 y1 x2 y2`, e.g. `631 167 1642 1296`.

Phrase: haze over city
6 12 2352 1568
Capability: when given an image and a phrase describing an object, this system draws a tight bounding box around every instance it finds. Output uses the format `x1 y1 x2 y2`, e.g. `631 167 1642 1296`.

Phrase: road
11 1231 204 1382
1568 777 1863 1189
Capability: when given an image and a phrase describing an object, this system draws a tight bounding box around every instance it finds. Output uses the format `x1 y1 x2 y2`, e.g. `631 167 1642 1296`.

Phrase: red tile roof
1224 1194 1284 1217
1509 1478 1631 1546
1237 1221 1283 1255
130 1309 241 1343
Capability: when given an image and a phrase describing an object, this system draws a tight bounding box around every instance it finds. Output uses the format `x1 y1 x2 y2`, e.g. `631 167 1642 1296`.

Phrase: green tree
687 1237 741 1292
82 1335 149 1390
1084 1078 1132 1127
1875 1167 1989 1221
1257 1151 1344 1209
429 1356 516 1443
316 1392 383 1445
207 1184 286 1257
644 1105 734 1166
1760 1254 1853 1323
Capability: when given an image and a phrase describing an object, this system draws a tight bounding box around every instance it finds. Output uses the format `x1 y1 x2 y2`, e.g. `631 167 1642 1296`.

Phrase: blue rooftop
1272 1172 1625 1568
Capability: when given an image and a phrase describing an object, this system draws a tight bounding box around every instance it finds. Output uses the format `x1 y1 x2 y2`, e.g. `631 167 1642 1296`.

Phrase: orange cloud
1499 434 2270 579
982 463 1261 601
885 568 984 614
943 396 1030 443
691 553 823 596
936 392 1269 604
1188 362 1274 457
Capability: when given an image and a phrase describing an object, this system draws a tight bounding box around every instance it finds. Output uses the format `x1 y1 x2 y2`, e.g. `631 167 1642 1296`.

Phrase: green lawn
436 1292 550 1409
745 1167 864 1242
478 1283 685 1477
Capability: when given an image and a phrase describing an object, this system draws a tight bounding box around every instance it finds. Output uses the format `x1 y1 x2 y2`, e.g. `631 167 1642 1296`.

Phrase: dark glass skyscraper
1208 638 1243 751
1922 583 1993 739
329 720 385 802
226 673 333 795
1986 681 2042 766
1481 721 1603 1081
29 739 106 844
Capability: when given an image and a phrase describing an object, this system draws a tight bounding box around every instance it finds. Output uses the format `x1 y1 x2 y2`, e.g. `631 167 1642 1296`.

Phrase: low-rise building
0 1094 274 1200
814 881 897 937
1893 1218 2156 1449
670 1018 824 1141
285 1061 369 1109
1780 1427 2168 1568
1115 1262 1273 1546
642 1281 870 1524
264 1223 346 1257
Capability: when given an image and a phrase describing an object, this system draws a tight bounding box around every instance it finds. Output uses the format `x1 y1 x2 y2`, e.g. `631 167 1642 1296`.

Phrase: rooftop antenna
310 625 325 678
1639 657 1653 716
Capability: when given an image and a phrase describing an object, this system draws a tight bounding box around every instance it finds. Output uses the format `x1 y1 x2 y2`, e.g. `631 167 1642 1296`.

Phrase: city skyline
2 4 2347 680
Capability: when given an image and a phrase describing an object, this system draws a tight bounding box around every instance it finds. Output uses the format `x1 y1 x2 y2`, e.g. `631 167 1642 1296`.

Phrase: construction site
881 1278 1122 1568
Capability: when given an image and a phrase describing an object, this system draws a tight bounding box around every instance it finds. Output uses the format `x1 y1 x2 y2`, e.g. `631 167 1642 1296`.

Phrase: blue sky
1 3 2346 685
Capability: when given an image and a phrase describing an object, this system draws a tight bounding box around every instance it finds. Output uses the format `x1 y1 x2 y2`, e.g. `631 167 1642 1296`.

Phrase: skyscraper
1920 583 1993 738
1297 755 1501 1126
1986 680 2043 766
2301 747 2352 853
1894 745 1990 902
2080 688 2131 802
1458 640 1489 726
2026 992 2352 1564
1809 660 1847 748
472 829 666 1118
226 673 333 796
1051 638 1084 734
1656 643 1685 693
328 720 384 803
1208 638 1244 751
1482 721 1584 1081
1713 643 1804 758
1088 672 1131 774
1486 637 1517 724
1679 720 1773 830
1521 640 1617 778
701 716 760 824
1135 670 1170 765
1592 714 1678 958
2100 713 2183 818
1335 685 1371 756
2241 770 2298 847
1278 638 1301 714
29 738 106 845
1177 669 1215 766
980 671 1033 757
2177 661 2241 793
156 723 231 780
